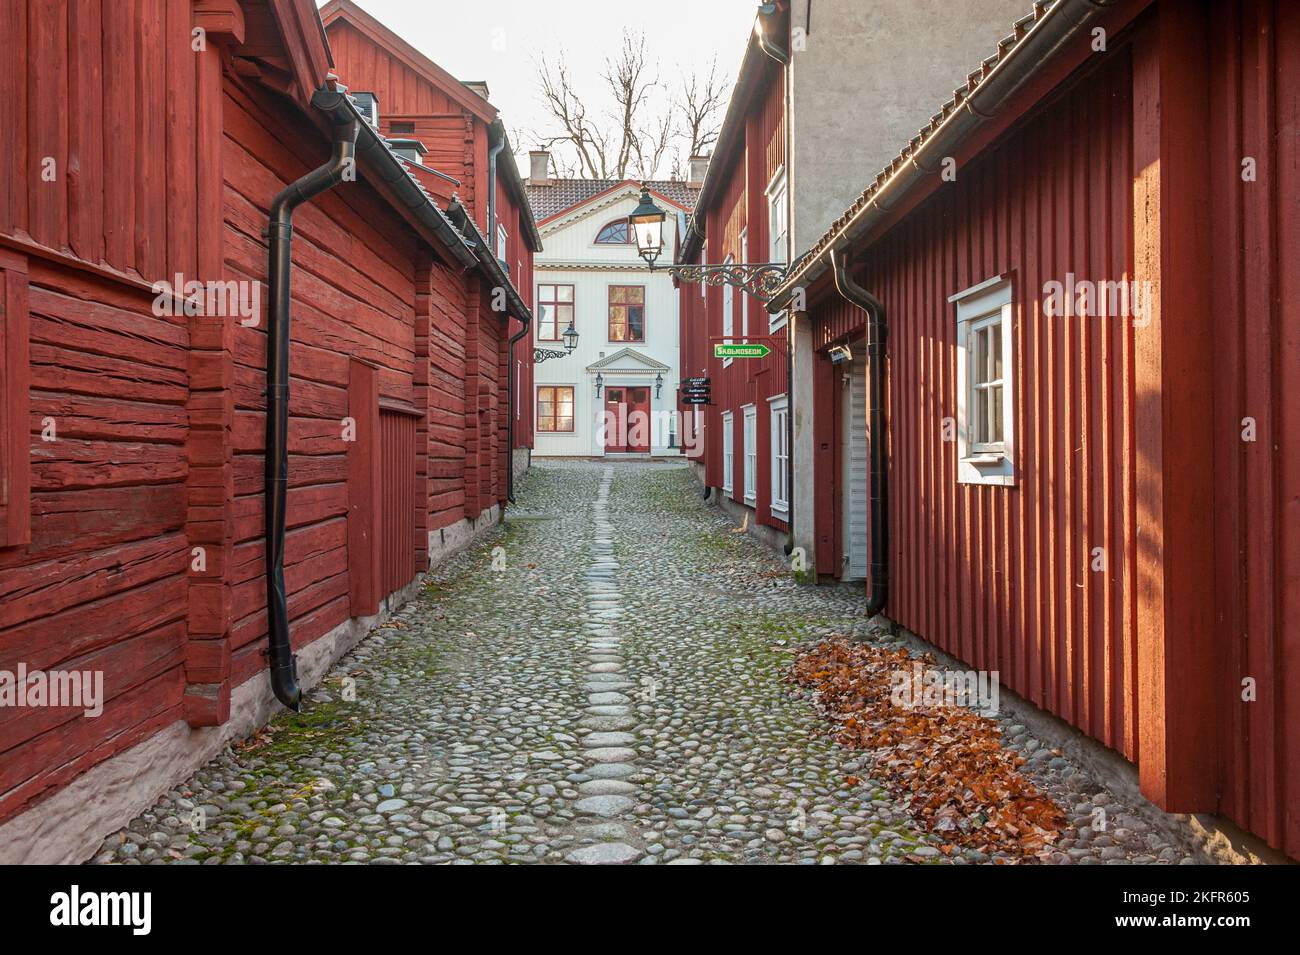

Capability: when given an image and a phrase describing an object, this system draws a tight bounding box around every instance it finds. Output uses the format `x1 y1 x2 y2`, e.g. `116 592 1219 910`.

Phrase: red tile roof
526 178 701 222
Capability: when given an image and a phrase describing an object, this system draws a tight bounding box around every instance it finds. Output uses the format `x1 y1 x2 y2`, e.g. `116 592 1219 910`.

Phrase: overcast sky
319 0 758 175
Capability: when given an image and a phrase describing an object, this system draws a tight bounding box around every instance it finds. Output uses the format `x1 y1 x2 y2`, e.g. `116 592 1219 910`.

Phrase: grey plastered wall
787 0 1033 258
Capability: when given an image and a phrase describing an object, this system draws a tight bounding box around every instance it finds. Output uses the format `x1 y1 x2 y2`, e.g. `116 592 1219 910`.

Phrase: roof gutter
491 120 544 252
754 3 790 64
447 198 534 324
831 249 888 619
487 126 506 252
263 86 360 711
506 312 531 504
769 0 1115 310
342 94 478 271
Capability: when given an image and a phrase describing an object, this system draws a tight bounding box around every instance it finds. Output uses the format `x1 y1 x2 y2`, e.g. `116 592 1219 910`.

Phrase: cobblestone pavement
92 460 1194 864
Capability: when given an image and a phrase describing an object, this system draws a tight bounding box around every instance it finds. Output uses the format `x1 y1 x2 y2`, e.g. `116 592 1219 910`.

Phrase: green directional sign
713 342 771 359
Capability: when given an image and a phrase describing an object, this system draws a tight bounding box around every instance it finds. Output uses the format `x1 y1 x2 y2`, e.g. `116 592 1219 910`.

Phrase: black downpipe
832 250 889 618
506 312 530 504
264 88 360 711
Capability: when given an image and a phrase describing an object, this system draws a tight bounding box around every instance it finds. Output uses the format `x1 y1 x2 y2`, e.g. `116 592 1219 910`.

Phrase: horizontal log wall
222 76 422 690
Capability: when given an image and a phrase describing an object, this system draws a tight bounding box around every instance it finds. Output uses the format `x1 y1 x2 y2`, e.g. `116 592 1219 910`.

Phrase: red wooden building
769 0 1299 859
678 12 792 547
321 0 543 481
0 0 533 863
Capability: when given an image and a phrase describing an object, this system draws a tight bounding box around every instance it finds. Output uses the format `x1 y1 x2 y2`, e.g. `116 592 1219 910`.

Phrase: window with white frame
742 404 757 506
769 394 789 516
740 228 749 342
951 275 1015 486
496 223 508 261
768 168 787 263
768 167 788 331
721 411 734 495
721 255 734 367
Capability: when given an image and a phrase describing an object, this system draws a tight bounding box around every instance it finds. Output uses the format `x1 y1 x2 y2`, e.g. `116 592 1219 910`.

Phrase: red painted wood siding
0 0 525 839
807 0 1300 859
691 59 790 531
0 0 204 816
223 74 425 689
379 408 418 597
813 50 1139 759
1205 0 1300 858
326 18 483 221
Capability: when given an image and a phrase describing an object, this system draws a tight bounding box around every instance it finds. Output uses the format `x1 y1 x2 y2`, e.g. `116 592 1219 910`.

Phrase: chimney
529 150 552 185
463 80 491 102
688 154 709 187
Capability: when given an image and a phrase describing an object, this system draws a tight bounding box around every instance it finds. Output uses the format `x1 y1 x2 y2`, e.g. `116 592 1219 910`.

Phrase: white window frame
740 227 749 342
496 223 508 261
721 254 734 368
721 411 734 496
742 403 757 506
767 166 789 333
768 393 789 517
951 275 1015 486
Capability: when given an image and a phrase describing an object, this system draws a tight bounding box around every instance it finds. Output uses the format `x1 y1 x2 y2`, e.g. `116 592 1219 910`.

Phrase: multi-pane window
721 255 734 365
951 276 1015 486
768 169 789 333
721 411 734 495
537 385 575 432
968 315 1004 450
742 404 757 505
496 223 508 261
536 284 574 341
769 395 789 516
595 219 631 244
608 285 645 342
740 229 749 341
768 168 788 264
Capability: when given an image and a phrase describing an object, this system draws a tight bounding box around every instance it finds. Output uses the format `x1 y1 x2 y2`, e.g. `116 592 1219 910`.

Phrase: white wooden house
525 155 700 457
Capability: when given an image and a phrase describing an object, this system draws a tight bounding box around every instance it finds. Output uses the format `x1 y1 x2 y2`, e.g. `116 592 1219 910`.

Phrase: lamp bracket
533 347 570 364
655 261 788 302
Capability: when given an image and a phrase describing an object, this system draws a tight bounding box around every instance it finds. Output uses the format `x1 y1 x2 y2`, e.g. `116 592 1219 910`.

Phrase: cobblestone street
92 461 1193 865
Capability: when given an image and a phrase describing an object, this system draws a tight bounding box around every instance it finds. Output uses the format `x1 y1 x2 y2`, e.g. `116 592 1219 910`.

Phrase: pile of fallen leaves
790 639 1066 861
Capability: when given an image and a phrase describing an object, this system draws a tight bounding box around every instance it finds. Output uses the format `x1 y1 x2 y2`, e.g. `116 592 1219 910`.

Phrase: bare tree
677 58 727 164
526 32 728 181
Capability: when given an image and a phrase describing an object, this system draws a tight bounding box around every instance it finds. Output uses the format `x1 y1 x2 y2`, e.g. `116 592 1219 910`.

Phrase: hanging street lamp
628 185 789 302
534 320 579 363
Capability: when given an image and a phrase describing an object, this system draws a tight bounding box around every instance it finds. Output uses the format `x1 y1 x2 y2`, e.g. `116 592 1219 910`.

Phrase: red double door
605 386 651 453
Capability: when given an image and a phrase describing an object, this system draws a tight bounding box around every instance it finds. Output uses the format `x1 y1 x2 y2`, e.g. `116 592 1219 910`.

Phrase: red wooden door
605 387 651 453
379 408 417 597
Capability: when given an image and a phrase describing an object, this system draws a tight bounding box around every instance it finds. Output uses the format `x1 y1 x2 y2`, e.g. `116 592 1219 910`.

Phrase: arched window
594 219 630 244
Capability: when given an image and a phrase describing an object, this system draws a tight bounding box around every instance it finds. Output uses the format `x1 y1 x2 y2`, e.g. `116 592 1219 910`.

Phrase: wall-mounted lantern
654 372 663 399
594 372 603 398
629 184 787 302
535 321 579 364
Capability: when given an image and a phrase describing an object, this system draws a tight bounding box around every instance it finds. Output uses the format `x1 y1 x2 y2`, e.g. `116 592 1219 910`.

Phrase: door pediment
586 347 671 375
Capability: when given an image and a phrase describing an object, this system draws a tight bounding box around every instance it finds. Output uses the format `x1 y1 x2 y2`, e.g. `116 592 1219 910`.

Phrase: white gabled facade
527 182 689 457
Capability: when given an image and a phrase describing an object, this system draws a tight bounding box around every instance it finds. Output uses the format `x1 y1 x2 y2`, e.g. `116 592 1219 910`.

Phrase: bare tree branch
527 36 729 180
678 57 727 161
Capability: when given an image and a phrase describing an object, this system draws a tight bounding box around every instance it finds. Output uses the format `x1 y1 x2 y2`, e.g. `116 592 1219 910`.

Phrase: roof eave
769 0 1112 311
447 198 534 324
